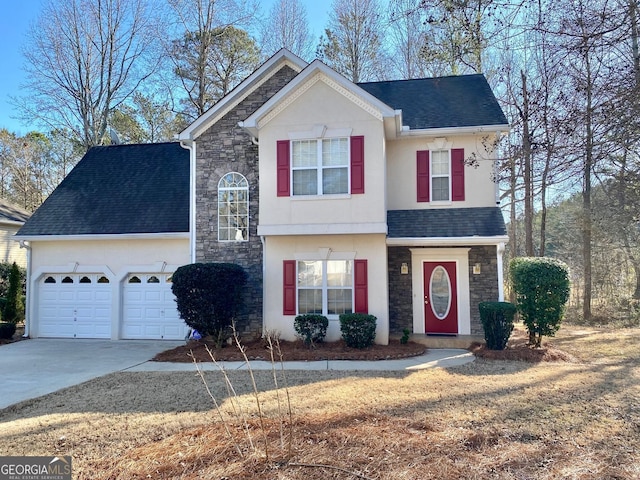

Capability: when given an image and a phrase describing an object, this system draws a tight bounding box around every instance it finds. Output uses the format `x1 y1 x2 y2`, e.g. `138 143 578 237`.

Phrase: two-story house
17 49 508 344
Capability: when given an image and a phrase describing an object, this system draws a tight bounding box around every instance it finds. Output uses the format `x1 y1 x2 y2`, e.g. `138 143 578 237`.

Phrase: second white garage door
122 273 188 340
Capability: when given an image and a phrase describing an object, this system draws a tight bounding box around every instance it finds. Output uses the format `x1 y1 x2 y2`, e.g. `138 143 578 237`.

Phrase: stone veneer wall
468 245 500 336
387 245 500 336
387 247 413 333
195 65 299 339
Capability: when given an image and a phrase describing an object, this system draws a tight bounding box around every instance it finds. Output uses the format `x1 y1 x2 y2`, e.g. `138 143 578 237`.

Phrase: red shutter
277 140 290 197
416 150 430 202
283 260 296 315
354 259 368 314
452 148 465 201
350 135 365 194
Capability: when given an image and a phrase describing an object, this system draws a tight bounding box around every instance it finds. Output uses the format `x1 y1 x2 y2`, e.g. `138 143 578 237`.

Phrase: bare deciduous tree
17 0 160 150
317 0 386 83
387 0 431 79
260 0 315 60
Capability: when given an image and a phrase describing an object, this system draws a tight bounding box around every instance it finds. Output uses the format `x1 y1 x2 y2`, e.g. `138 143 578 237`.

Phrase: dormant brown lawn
1 325 638 479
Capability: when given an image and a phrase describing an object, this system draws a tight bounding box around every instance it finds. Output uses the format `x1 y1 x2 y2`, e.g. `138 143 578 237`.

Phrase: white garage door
122 273 188 340
39 273 112 338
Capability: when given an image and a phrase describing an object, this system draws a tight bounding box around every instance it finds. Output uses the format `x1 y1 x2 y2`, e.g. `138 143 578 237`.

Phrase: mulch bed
153 338 427 362
469 328 579 363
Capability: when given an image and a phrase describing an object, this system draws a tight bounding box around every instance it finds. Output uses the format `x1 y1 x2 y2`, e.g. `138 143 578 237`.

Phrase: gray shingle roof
0 200 30 224
358 74 508 130
17 142 189 236
387 207 507 238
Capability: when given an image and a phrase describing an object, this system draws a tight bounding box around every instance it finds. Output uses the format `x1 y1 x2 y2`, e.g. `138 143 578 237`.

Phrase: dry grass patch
1 325 639 479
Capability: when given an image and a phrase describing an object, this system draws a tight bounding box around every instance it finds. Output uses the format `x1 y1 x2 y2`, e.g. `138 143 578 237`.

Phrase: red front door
424 261 458 334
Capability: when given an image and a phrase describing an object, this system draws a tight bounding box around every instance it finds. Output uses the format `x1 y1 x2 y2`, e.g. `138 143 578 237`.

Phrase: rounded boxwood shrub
339 313 377 349
171 262 248 345
479 301 517 350
0 321 16 340
294 314 329 346
510 257 570 347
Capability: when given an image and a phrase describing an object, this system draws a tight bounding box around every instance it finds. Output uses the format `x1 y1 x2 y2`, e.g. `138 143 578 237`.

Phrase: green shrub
509 257 570 348
294 314 329 346
3 262 24 324
0 321 16 340
479 301 517 350
400 328 411 345
0 262 25 298
171 263 248 346
339 313 377 349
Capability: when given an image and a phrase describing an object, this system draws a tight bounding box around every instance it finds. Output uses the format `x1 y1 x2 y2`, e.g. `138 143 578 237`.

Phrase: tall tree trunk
521 71 534 256
509 152 518 303
582 55 593 323
631 0 640 87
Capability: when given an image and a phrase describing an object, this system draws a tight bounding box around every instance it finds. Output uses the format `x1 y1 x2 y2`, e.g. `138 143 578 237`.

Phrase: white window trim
426 138 454 205
296 259 354 319
289 125 354 198
217 172 249 242
430 149 452 204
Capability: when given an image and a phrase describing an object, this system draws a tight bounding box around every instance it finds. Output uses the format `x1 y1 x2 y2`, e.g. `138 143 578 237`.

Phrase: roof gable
179 49 308 141
240 59 401 138
17 143 189 237
358 74 508 130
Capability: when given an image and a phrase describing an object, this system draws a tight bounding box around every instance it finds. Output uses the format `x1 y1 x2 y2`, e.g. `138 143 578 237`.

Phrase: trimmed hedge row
293 313 379 349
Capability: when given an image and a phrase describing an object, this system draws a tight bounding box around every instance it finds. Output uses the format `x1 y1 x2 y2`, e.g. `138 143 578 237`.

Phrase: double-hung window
292 138 349 196
297 260 353 316
431 150 450 201
416 147 465 203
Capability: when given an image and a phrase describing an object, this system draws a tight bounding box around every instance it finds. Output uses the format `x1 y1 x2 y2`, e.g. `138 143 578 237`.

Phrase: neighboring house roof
387 207 507 238
17 142 189 237
358 74 509 130
0 199 30 225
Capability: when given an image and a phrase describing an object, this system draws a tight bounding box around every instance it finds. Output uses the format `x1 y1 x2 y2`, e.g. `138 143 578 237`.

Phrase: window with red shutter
354 259 368 314
283 260 296 315
417 150 430 202
277 140 290 197
451 148 465 201
350 136 365 194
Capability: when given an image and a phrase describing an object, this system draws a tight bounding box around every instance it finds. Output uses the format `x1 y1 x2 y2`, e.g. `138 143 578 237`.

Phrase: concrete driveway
0 338 183 410
0 338 475 410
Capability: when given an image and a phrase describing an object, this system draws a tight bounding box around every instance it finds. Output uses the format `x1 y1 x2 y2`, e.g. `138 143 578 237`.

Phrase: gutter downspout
497 242 506 301
180 140 197 263
260 235 266 338
19 240 31 337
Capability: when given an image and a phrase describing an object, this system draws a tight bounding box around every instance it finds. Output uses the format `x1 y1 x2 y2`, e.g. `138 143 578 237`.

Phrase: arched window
218 172 249 242
79 276 92 283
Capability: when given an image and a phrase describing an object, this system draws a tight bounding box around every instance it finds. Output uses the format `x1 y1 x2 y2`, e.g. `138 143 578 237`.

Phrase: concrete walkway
0 339 474 410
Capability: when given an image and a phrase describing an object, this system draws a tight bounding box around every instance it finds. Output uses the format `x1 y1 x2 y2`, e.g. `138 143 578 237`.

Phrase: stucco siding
257 77 388 232
263 234 389 344
386 134 498 210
